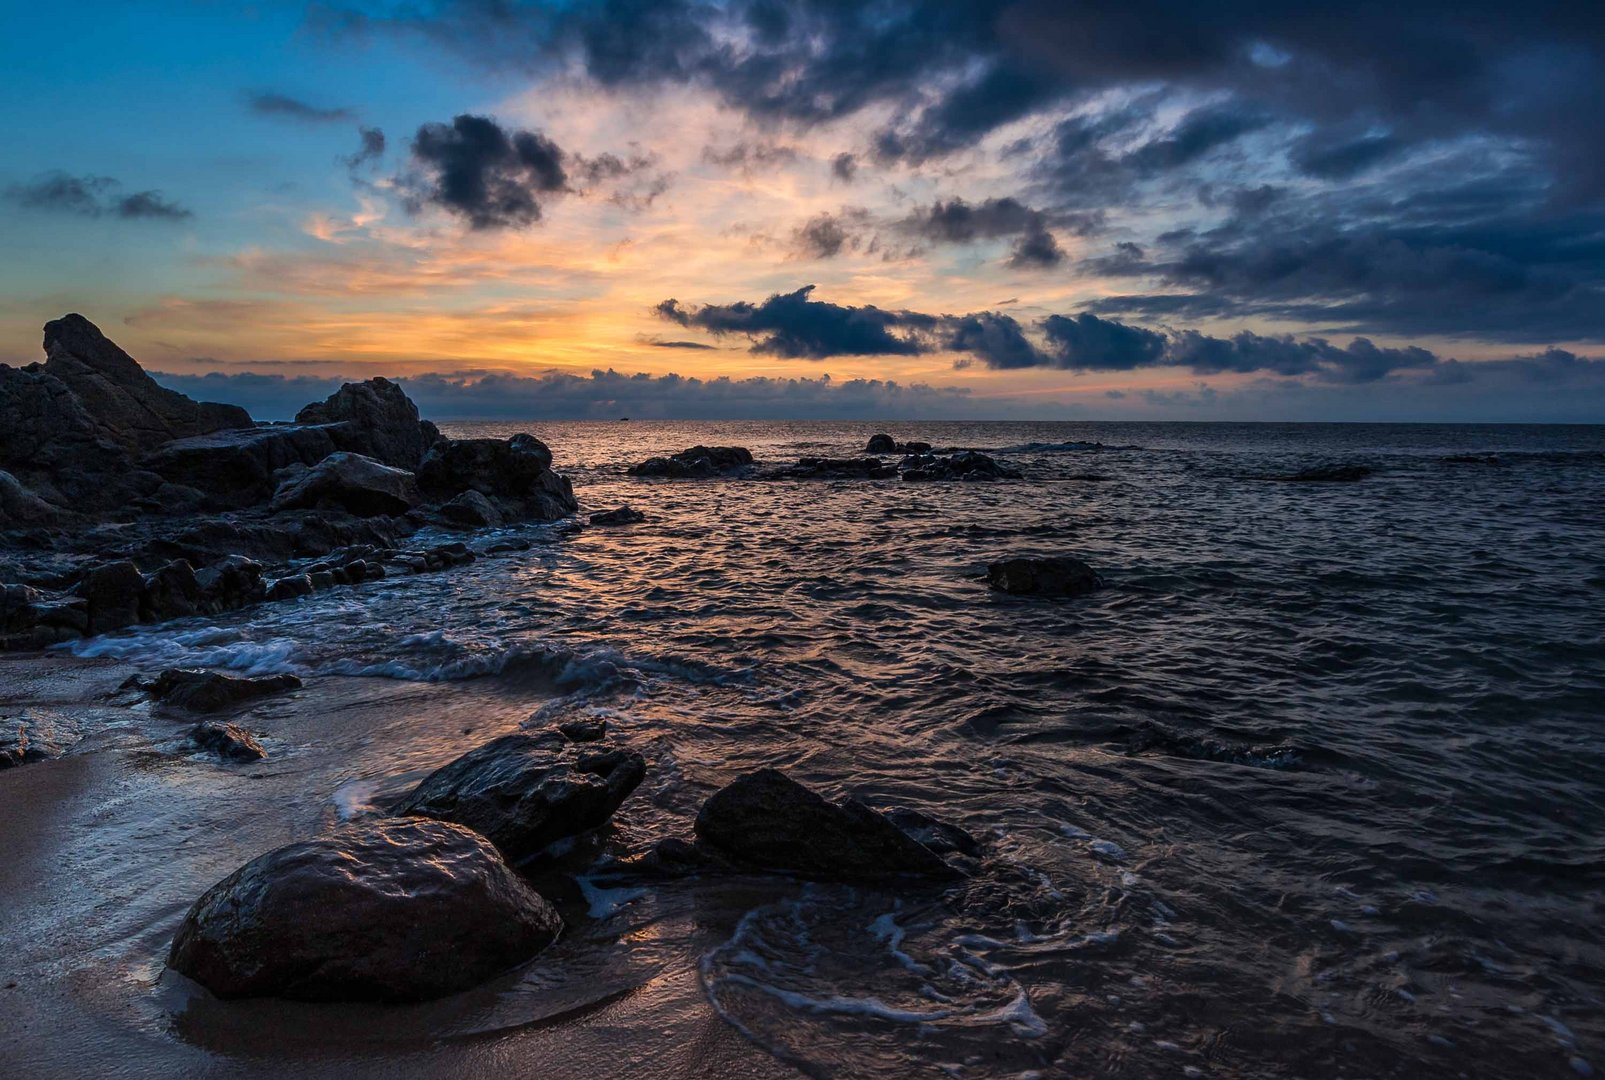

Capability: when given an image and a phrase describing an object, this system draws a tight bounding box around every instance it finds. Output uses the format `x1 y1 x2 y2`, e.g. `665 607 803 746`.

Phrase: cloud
246 92 355 123
402 113 568 229
5 171 192 221
344 127 386 171
656 286 935 359
898 196 1066 268
830 152 858 182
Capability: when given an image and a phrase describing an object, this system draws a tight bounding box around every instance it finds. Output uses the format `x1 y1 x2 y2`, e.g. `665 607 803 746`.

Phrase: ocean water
57 420 1605 1077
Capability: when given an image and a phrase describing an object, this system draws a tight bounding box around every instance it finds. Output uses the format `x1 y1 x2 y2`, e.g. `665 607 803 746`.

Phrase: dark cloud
701 142 798 171
656 285 935 358
830 152 858 182
403 114 568 229
791 212 855 258
1290 131 1405 179
5 172 192 221
650 339 718 349
344 127 386 171
899 196 1066 268
246 92 355 123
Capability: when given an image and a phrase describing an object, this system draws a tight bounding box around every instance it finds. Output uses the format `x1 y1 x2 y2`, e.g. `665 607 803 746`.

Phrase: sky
2 0 1604 421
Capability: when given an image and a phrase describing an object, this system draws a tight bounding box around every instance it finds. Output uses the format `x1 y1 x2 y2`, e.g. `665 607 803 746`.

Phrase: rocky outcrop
693 768 960 883
142 424 344 508
294 378 441 470
71 560 146 634
0 583 87 650
417 436 576 522
393 731 647 863
269 452 421 518
40 314 252 453
589 506 645 526
0 470 65 527
986 556 1101 597
769 457 898 480
187 720 267 761
136 668 303 713
628 446 753 478
0 363 154 513
866 434 931 455
901 450 1022 482
0 709 80 768
168 818 562 1002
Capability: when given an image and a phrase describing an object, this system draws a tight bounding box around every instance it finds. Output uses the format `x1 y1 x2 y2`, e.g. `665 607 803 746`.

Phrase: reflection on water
16 420 1605 1078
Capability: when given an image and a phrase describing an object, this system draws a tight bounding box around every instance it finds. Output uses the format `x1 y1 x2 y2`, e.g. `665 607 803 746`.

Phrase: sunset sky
3 1 1603 420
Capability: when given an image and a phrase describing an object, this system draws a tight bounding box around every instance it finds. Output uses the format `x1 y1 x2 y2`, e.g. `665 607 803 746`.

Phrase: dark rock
0 363 135 512
0 470 65 526
557 718 608 742
167 817 562 1002
903 440 932 455
41 314 252 453
144 668 302 713
195 555 266 612
393 732 647 863
881 807 981 858
589 506 645 526
986 556 1101 597
0 709 80 768
693 768 960 883
187 720 267 761
270 452 421 518
417 437 576 522
265 574 314 602
141 560 204 622
295 378 434 470
440 489 503 528
901 451 1022 482
0 585 88 649
770 456 898 480
1276 463 1374 482
615 837 733 880
131 481 211 516
307 570 336 590
866 433 898 454
143 424 342 508
628 446 753 478
72 560 145 634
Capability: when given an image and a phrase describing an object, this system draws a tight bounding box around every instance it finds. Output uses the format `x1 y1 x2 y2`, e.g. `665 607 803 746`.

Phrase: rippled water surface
30 421 1605 1077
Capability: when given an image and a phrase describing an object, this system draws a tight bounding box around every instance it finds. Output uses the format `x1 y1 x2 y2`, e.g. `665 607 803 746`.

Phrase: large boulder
270 452 421 518
0 364 148 512
628 446 753 478
195 555 266 612
417 437 576 522
294 378 438 470
71 560 145 634
41 314 251 453
440 489 503 528
168 818 562 1002
986 556 1101 597
693 768 960 883
141 560 204 622
392 732 646 863
142 424 342 508
139 668 302 712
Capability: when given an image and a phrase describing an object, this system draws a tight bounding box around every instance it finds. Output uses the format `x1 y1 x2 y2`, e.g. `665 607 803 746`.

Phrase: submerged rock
589 505 645 526
902 450 1022 482
866 434 931 455
168 818 562 1002
0 709 80 768
770 456 898 480
1276 463 1373 482
187 720 267 761
269 452 421 518
986 556 1101 597
557 718 608 742
392 732 647 862
693 768 960 883
140 668 303 713
628 446 753 478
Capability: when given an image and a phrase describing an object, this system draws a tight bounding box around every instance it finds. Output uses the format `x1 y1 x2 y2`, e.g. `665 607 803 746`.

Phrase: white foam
66 626 302 675
576 876 647 920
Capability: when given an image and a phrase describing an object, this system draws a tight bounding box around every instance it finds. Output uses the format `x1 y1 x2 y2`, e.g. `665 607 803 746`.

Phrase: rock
307 570 336 590
628 446 753 478
167 818 562 1002
0 470 65 526
1276 463 1374 482
0 709 80 768
265 574 314 602
40 314 252 453
270 452 421 518
557 718 608 742
986 556 1101 597
900 450 1022 482
393 732 647 863
881 807 981 858
294 378 435 470
866 433 898 454
0 585 87 650
141 560 204 622
770 456 898 480
589 506 645 526
143 668 302 712
440 489 503 528
903 440 932 455
131 481 211 516
0 364 146 513
195 555 266 612
693 768 960 883
143 424 342 508
417 437 576 522
187 720 267 761
72 560 145 634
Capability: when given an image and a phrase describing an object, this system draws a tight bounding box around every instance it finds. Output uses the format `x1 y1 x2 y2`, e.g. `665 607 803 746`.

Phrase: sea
46 420 1605 1078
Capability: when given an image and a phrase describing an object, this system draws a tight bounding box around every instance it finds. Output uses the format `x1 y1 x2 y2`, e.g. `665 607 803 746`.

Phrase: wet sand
0 651 798 1079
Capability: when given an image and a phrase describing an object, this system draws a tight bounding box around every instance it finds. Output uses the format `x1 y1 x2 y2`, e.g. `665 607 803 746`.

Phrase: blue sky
3 1 1603 421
